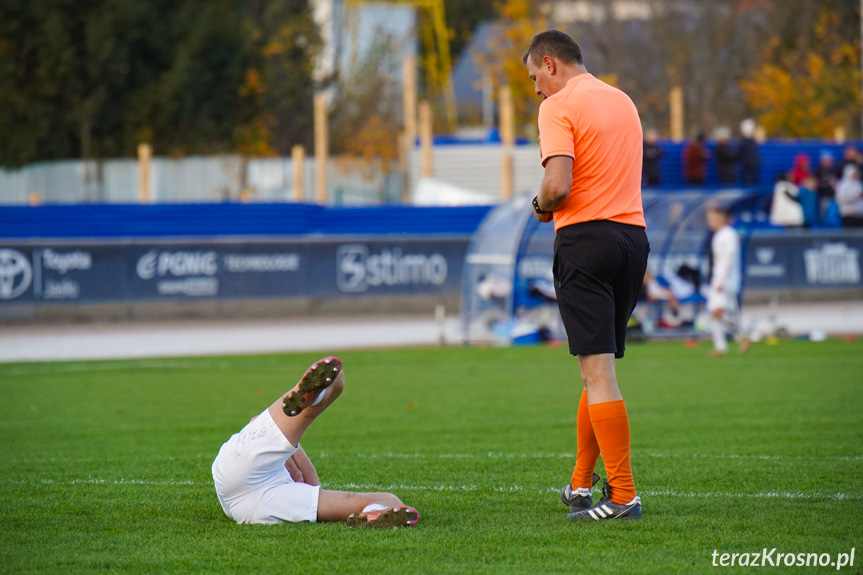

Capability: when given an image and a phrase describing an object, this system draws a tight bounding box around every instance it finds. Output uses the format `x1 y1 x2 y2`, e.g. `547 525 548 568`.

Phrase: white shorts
212 409 320 524
707 288 739 314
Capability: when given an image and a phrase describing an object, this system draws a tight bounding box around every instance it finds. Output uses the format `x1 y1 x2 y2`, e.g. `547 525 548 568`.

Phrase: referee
523 30 649 521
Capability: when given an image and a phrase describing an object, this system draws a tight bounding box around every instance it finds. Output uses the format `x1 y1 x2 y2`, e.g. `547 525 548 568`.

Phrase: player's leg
726 295 751 354
267 358 418 527
267 357 345 447
318 490 420 528
707 287 730 355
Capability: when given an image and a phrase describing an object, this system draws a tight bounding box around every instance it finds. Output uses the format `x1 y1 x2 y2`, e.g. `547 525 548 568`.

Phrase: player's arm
285 446 320 486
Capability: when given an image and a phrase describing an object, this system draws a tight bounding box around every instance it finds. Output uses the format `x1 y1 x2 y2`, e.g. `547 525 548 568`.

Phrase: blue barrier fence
0 204 494 239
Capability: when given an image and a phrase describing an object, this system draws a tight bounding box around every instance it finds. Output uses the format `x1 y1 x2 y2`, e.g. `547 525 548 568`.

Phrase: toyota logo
0 249 33 299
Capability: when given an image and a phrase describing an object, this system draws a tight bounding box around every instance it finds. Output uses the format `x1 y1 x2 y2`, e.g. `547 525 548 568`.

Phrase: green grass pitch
1 339 861 574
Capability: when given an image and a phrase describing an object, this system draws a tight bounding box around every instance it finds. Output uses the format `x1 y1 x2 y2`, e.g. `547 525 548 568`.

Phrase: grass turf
1 338 861 574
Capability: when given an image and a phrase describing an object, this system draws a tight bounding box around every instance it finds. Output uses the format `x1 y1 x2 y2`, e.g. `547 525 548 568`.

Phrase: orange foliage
339 114 400 178
740 9 861 138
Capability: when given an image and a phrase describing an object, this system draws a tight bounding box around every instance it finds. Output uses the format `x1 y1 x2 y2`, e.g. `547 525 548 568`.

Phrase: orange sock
589 400 636 504
571 389 600 489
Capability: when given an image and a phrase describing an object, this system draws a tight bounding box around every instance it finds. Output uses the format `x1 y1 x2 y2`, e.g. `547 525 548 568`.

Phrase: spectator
714 127 737 185
683 132 708 185
642 129 664 186
769 174 803 227
738 118 761 185
835 164 863 227
794 175 819 228
822 197 843 229
788 153 812 186
815 150 837 217
835 145 862 179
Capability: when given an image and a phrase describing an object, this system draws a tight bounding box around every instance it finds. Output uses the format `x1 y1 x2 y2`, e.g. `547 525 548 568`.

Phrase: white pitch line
3 478 196 486
4 478 859 501
316 452 863 462
325 483 863 501
0 359 285 377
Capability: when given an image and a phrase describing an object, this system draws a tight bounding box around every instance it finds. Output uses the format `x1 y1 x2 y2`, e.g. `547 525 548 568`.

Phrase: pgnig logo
0 248 32 300
336 244 448 293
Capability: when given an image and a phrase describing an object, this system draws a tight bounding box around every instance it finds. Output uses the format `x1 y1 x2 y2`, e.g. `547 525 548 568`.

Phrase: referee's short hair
522 30 584 66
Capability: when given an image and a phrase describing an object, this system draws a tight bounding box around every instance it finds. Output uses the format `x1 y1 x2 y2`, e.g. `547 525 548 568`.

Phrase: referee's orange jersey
538 73 646 232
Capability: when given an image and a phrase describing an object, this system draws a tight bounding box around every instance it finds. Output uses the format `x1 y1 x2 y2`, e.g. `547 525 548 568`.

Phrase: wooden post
419 100 433 179
669 87 684 142
403 56 417 154
402 56 417 202
834 126 847 144
500 85 514 201
314 93 328 205
137 143 151 203
292 145 305 202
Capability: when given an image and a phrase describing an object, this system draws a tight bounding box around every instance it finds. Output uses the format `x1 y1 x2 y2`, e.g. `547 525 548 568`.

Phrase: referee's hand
533 210 553 223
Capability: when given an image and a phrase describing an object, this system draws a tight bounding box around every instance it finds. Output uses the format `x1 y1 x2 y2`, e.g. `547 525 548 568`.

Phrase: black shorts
553 220 649 358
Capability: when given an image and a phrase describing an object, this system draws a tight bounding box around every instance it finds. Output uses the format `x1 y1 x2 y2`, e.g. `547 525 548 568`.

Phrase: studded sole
281 356 341 417
346 506 420 529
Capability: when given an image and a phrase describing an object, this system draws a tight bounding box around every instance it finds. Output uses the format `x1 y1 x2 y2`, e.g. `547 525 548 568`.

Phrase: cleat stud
326 377 332 383
333 366 339 372
324 359 331 364
311 365 317 370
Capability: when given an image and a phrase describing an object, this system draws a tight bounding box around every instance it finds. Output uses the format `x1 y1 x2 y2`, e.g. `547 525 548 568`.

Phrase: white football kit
212 409 320 524
707 224 741 313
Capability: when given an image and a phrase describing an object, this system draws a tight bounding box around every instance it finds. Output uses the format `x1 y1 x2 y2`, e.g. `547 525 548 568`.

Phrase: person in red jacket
683 133 709 185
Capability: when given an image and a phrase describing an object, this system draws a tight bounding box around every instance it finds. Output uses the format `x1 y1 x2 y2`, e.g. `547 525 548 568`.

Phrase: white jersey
710 225 741 295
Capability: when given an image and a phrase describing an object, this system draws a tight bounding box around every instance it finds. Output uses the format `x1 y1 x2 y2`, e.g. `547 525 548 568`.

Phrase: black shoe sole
281 357 341 417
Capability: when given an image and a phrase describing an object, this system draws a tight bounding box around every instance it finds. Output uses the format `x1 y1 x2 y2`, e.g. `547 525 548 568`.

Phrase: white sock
712 318 728 353
310 389 327 407
362 503 388 513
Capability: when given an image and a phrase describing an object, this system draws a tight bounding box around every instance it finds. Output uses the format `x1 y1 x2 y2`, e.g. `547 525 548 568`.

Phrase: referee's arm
535 155 573 221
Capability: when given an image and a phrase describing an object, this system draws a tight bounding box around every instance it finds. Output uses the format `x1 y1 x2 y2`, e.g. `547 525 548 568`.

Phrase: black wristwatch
532 196 546 214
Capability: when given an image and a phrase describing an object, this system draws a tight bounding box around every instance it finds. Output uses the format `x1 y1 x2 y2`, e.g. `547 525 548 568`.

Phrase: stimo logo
136 250 219 280
336 244 448 293
0 248 33 300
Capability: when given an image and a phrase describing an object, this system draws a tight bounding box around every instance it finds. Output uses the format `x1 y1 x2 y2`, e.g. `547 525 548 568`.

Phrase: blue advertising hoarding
0 237 470 305
744 232 862 290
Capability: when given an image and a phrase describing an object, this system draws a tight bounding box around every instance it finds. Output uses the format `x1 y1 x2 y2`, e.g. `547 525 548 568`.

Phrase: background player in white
706 207 750 356
212 356 419 528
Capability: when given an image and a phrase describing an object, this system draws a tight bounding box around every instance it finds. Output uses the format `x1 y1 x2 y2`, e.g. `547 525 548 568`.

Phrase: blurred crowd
642 119 863 229
642 119 762 189
769 146 863 228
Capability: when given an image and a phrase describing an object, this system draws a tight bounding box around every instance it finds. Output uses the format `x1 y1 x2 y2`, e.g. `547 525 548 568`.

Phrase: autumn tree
328 33 404 176
0 0 320 167
741 5 862 138
471 0 547 138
